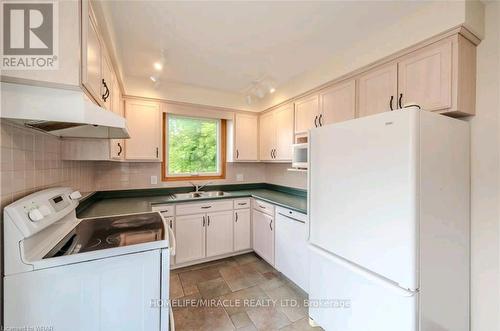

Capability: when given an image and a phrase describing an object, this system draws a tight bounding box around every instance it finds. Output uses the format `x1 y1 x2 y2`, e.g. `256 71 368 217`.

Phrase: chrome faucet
190 181 213 192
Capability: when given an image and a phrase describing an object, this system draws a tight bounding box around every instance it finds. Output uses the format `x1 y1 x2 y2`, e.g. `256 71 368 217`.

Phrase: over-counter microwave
292 143 308 169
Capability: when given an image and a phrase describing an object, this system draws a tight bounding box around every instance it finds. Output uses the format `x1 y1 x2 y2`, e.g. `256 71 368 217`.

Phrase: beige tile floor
170 253 323 331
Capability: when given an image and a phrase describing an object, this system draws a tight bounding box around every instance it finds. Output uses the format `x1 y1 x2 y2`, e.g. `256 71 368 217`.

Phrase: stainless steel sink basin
174 192 204 199
204 191 226 197
173 191 228 200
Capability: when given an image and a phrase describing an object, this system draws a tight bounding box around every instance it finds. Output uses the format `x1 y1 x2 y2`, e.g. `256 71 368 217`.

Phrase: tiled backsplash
93 161 268 191
0 121 306 209
0 121 95 210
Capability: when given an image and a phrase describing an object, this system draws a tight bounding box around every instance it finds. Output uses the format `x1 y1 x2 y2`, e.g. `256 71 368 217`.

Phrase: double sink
172 191 229 200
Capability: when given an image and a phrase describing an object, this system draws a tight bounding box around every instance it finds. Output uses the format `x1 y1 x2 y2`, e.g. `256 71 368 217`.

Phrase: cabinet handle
169 219 173 228
201 206 212 209
117 142 122 156
156 147 159 158
398 93 403 109
202 216 205 226
389 95 394 111
269 219 273 231
236 149 239 159
259 205 266 209
207 215 210 226
318 114 323 126
102 79 110 102
235 212 238 223
314 115 318 128
237 202 247 206
270 150 273 159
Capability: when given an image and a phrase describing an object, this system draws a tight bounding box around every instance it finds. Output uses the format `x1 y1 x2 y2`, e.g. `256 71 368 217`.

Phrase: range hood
0 82 129 139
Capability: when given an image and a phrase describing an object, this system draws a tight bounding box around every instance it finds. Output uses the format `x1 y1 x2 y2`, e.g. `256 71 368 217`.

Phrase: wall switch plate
236 174 244 182
150 176 158 185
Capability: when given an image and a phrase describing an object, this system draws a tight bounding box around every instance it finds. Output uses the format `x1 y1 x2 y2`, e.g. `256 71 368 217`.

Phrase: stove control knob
28 208 44 222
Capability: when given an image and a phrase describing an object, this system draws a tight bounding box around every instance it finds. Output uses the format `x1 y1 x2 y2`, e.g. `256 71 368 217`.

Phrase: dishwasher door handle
277 213 305 224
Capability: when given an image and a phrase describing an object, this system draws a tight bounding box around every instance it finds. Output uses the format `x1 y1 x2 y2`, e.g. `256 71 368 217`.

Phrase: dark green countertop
77 183 307 218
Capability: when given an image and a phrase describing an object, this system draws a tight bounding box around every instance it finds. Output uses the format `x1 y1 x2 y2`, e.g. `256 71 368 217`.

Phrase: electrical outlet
236 173 244 182
150 176 158 185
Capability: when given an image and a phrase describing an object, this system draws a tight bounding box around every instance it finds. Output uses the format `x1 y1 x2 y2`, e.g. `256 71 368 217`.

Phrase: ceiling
103 1 430 102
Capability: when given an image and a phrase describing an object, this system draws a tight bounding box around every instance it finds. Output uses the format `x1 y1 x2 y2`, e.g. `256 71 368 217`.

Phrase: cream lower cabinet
234 209 251 251
206 211 234 257
252 209 274 266
171 199 252 266
175 214 206 264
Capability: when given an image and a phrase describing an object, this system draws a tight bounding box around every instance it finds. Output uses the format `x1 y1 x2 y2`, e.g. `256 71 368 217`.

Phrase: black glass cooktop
44 212 165 259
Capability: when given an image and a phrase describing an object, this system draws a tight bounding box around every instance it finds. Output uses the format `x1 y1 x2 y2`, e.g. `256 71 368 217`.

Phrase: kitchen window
162 114 226 181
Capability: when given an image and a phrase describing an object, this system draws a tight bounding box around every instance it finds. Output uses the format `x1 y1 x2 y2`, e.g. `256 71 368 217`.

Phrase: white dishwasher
275 206 309 292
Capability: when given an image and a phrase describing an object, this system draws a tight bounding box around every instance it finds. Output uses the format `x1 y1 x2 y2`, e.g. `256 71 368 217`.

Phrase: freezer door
309 245 418 331
309 109 419 290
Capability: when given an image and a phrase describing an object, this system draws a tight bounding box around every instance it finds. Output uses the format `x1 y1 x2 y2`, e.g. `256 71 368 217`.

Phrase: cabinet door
294 95 319 134
206 211 234 257
110 140 124 160
234 113 258 161
274 104 294 161
101 57 113 111
398 40 452 112
234 209 251 251
110 75 124 160
358 63 398 117
125 100 161 160
175 214 205 264
259 111 275 161
252 209 274 265
82 11 102 105
319 80 356 125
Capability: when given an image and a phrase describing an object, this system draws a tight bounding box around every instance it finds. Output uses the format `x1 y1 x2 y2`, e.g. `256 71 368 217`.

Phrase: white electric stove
3 187 175 331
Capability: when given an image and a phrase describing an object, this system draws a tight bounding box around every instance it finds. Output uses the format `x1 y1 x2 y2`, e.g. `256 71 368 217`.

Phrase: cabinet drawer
253 199 275 216
234 198 251 209
151 205 175 217
176 200 233 216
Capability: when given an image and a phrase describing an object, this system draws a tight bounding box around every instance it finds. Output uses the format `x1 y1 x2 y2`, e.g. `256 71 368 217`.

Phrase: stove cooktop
44 212 165 259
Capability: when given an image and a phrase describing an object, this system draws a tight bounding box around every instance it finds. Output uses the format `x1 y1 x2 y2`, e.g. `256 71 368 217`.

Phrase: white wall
256 0 484 111
468 2 500 330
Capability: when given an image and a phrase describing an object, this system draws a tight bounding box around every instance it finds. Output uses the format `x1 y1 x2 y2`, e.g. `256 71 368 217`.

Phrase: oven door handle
168 226 176 256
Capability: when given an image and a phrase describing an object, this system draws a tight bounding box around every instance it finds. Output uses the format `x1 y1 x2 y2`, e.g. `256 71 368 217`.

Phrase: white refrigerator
308 108 470 331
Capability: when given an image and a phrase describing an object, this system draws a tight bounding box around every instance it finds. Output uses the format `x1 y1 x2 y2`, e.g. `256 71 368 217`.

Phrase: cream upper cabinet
234 113 258 161
294 95 320 134
81 7 103 106
259 103 294 161
319 80 356 125
397 39 452 112
124 100 162 161
259 111 275 161
274 104 294 160
357 63 398 118
398 35 476 114
110 75 124 160
101 57 113 111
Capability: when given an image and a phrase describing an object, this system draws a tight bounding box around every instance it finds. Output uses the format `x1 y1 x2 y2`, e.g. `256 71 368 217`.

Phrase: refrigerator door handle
309 244 417 297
